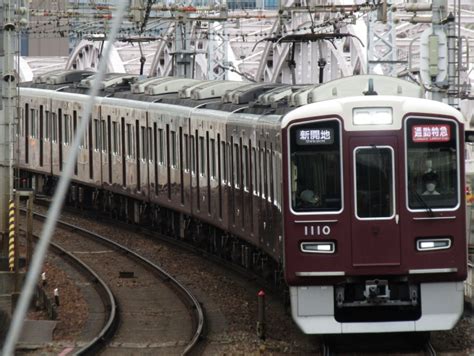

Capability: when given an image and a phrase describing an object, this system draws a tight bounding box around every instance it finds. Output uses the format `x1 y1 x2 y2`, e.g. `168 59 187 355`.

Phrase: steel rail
31 211 205 355
22 225 119 355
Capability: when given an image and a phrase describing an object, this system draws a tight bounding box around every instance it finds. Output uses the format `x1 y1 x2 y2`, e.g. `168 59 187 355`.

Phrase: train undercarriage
21 171 284 290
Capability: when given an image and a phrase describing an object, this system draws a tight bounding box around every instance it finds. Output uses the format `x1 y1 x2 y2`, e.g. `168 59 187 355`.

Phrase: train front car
282 76 467 334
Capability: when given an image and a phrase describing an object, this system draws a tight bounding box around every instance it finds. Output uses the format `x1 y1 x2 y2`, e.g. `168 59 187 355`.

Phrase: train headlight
353 107 393 125
416 238 451 251
300 241 335 254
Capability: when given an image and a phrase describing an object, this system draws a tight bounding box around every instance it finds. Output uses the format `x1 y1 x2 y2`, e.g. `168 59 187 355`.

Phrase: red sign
412 125 450 142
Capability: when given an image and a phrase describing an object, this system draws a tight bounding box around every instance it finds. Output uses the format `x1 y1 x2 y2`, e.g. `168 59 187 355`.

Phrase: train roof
23 70 427 116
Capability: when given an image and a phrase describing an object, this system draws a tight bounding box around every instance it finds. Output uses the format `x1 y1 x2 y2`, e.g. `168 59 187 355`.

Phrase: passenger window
243 145 249 191
184 134 189 171
101 120 106 152
171 131 177 167
221 142 227 184
210 138 216 179
126 123 132 158
158 128 164 164
252 147 257 195
52 113 58 143
45 112 50 140
148 127 152 162
30 109 36 138
64 115 70 145
290 120 342 212
406 118 458 209
191 135 196 175
199 136 205 176
234 143 240 188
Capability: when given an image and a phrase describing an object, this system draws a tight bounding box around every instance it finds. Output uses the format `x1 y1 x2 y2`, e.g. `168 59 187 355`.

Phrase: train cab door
349 137 401 267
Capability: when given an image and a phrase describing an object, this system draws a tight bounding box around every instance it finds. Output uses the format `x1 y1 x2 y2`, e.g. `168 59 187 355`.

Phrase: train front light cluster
416 238 451 251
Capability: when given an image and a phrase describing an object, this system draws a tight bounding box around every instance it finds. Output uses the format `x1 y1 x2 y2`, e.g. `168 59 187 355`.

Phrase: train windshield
406 118 458 210
289 120 342 212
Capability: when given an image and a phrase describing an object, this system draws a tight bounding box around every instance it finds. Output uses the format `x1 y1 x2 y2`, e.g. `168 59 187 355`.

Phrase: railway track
29 198 472 354
20 224 118 354
26 210 205 355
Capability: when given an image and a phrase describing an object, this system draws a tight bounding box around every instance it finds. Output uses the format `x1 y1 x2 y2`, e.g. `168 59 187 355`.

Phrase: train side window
252 147 258 195
171 131 177 167
94 119 100 151
243 144 249 191
64 115 70 145
191 135 196 175
184 134 189 172
260 146 265 199
199 136 205 176
148 127 153 162
267 147 272 202
271 151 278 206
141 127 146 160
45 111 50 140
290 120 342 213
101 120 107 152
30 109 36 138
112 121 118 154
52 113 58 143
406 118 458 209
158 128 164 165
126 123 132 158
210 138 216 179
221 141 226 184
234 142 240 188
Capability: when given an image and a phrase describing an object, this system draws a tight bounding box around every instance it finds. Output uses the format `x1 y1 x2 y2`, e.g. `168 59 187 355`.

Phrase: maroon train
19 72 468 334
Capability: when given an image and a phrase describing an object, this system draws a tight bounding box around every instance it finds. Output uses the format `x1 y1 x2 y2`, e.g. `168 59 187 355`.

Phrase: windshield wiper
411 188 434 217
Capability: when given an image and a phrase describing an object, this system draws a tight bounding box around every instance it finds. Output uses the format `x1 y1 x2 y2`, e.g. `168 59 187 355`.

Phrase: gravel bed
29 206 473 354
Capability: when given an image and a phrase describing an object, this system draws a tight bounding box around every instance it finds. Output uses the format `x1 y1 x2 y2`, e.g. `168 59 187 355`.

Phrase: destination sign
412 124 451 143
296 128 334 145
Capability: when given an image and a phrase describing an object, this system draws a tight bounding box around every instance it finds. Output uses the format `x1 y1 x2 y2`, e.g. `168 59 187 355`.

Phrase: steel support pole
0 0 16 263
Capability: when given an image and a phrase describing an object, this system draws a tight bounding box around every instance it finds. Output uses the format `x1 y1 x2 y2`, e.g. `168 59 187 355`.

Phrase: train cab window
290 120 342 212
406 118 458 210
355 147 394 219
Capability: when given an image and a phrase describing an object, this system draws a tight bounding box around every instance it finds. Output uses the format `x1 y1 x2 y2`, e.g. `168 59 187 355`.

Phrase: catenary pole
1 0 128 353
0 0 16 260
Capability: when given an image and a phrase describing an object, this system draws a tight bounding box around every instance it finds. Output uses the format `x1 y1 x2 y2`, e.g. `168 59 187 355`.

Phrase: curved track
30 211 204 355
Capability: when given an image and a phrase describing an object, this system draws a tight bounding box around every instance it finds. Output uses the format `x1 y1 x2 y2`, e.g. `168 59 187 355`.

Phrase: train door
350 137 401 267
